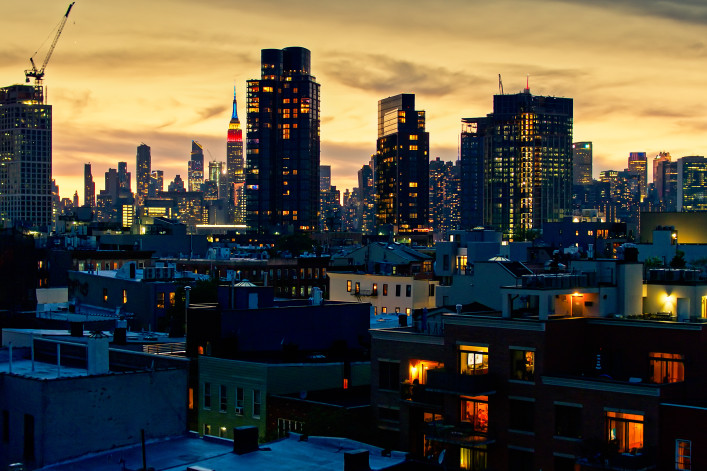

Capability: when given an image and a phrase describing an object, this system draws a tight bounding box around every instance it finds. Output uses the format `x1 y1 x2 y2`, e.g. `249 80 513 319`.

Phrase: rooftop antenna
498 74 504 95
525 74 530 94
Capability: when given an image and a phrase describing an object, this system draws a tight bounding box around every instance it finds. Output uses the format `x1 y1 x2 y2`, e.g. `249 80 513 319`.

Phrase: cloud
198 105 228 122
550 0 707 25
320 53 484 97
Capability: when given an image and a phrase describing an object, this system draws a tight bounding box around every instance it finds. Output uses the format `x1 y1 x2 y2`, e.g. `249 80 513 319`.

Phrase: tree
670 250 686 269
644 256 663 269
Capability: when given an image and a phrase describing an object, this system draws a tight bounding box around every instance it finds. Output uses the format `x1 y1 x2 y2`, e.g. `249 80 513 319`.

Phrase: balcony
423 421 493 447
425 369 496 396
400 380 444 407
577 447 656 470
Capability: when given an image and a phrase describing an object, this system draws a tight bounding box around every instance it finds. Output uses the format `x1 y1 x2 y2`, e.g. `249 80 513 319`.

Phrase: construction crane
24 2 75 86
498 74 504 95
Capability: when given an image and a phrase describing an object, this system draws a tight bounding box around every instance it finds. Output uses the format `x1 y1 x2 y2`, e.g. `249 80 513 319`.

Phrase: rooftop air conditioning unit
235 406 244 415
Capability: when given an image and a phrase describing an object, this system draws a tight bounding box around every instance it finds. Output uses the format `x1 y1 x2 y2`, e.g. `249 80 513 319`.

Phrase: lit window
347 280 352 292
459 345 489 375
676 439 691 470
156 292 165 309
103 288 108 302
383 284 388 296
606 411 643 454
169 292 176 307
460 447 487 471
510 349 535 381
649 352 684 383
382 307 387 314
461 396 489 433
372 283 378 296
355 282 360 294
188 388 194 410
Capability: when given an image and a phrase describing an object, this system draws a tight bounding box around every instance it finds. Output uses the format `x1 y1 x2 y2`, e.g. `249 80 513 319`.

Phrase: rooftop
38 433 408 471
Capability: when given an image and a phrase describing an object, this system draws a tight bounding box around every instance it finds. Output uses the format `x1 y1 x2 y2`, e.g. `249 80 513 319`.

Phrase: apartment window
382 307 387 313
169 292 176 307
406 285 412 297
460 446 488 471
676 439 692 470
188 388 194 410
379 360 399 390
395 307 401 313
236 387 244 414
461 396 489 433
459 345 489 375
347 280 352 292
406 308 411 315
383 284 388 296
510 349 535 381
122 289 127 304
606 411 643 454
253 389 261 418
508 448 533 471
204 424 212 436
203 382 211 409
396 284 401 296
156 292 165 309
555 404 582 438
219 385 228 412
103 288 108 302
372 283 378 296
649 352 684 383
509 399 534 432
355 282 360 294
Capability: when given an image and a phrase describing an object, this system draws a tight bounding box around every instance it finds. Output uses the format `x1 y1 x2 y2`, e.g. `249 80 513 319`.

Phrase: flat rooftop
38 433 407 471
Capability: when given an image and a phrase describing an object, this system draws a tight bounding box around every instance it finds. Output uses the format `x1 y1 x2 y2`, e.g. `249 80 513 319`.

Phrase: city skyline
3 0 707 198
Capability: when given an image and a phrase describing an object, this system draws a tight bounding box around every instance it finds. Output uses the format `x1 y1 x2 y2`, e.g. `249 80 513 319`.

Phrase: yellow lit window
649 352 684 383
263 87 274 92
606 411 643 454
461 396 489 433
410 135 418 141
459 345 489 375
409 145 418 150
409 182 418 187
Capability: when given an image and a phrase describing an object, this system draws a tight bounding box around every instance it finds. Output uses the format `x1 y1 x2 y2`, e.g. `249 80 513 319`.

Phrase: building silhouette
227 87 245 224
136 143 151 205
0 84 53 229
463 88 573 238
429 157 461 238
245 47 320 234
374 93 429 234
573 141 593 185
84 163 95 208
460 118 486 229
677 155 707 212
188 140 204 192
628 152 647 202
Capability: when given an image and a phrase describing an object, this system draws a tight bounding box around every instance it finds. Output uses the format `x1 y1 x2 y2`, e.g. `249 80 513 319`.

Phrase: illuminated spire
231 86 239 121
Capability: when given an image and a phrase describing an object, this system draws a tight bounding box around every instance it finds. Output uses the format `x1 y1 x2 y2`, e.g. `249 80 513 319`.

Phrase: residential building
245 47 321 234
375 94 430 234
0 84 52 229
573 142 593 186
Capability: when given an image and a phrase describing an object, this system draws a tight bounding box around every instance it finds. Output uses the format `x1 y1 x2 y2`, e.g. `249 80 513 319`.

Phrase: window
379 360 399 390
429 284 435 296
169 292 175 307
460 446 488 471
277 418 304 438
103 288 108 302
406 308 411 315
459 345 489 375
606 411 643 454
510 349 535 381
461 396 489 433
122 289 127 304
396 284 401 296
555 404 582 438
372 283 378 296
156 292 165 309
406 285 412 297
347 280 352 292
383 284 388 296
649 352 684 383
382 307 387 314
676 439 691 470
355 282 360 294
253 389 261 417
188 388 194 410
204 424 211 436
236 387 244 414
203 382 211 409
509 399 534 432
395 307 401 313
220 385 228 412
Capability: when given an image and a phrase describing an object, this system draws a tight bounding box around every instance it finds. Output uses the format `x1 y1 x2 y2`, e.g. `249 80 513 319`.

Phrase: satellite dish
438 449 446 464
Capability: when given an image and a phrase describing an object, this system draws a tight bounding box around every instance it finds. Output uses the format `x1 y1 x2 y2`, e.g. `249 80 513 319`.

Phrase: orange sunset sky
3 0 707 200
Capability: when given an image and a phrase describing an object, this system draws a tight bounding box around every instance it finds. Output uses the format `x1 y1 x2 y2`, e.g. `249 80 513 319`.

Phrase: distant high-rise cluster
573 142 593 186
245 47 321 234
429 157 461 238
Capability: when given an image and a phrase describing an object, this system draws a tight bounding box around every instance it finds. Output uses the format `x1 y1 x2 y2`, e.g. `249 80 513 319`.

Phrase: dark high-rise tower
573 142 593 185
374 94 429 233
0 85 52 228
245 47 320 233
227 87 245 223
136 143 151 205
463 88 573 238
188 141 204 192
84 163 95 208
460 118 487 229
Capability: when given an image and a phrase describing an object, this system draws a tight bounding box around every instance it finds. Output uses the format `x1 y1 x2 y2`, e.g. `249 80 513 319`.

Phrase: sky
3 0 707 200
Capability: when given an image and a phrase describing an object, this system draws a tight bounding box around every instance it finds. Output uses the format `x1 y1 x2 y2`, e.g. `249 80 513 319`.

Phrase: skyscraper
84 163 95 208
573 142 593 185
374 93 430 233
0 85 52 228
149 170 163 196
188 141 204 192
628 152 647 202
677 156 707 212
136 143 151 205
226 87 245 223
245 47 320 234
463 88 573 238
460 118 487 229
429 157 460 237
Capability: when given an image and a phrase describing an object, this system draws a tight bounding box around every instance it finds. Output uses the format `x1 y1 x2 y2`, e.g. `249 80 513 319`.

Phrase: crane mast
24 2 75 86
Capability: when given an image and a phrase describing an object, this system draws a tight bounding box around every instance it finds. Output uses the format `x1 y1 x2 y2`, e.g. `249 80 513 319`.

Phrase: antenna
525 74 530 93
498 74 504 95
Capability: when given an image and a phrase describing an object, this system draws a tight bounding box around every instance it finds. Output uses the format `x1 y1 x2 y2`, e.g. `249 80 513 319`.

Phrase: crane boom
25 2 75 85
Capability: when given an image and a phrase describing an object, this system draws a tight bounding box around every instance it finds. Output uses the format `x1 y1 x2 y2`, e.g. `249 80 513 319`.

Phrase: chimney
344 450 370 471
87 331 110 375
233 426 259 455
113 318 127 345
